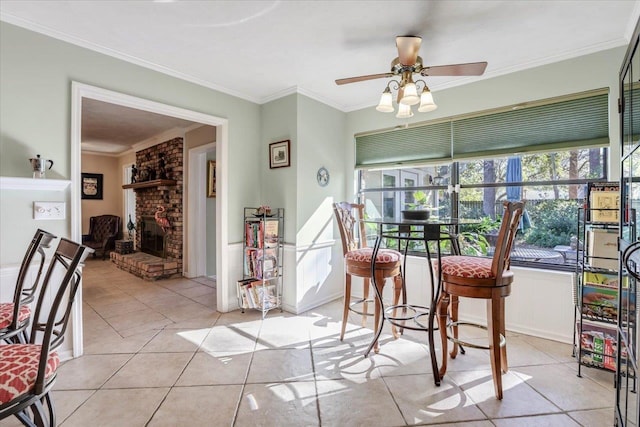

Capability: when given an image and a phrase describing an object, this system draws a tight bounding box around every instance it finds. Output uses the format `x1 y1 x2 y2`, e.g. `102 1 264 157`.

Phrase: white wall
206 150 216 277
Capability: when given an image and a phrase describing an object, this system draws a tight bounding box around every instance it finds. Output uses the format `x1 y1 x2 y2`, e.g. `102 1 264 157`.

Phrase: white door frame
186 143 215 278
70 82 230 357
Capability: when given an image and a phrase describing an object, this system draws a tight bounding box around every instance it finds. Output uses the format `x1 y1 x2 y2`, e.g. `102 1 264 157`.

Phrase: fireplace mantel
122 179 177 190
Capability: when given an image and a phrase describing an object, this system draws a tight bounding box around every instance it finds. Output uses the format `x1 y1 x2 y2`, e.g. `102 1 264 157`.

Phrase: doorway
70 82 230 357
187 143 216 279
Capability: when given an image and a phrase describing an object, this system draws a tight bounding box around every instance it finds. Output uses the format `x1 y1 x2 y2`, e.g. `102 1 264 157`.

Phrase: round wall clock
317 166 330 187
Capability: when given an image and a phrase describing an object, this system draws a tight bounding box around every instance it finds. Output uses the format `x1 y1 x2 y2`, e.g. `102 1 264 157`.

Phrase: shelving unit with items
237 207 284 318
574 192 629 377
574 179 637 383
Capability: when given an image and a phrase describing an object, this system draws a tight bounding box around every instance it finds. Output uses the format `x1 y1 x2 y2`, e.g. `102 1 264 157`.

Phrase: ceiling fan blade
335 72 395 85
421 61 488 77
396 35 422 66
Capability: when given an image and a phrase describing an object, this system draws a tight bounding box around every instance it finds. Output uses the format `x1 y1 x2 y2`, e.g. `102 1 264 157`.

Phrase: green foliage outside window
523 200 580 247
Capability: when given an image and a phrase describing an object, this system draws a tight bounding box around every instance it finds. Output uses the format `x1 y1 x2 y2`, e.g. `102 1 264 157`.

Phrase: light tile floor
1 259 615 426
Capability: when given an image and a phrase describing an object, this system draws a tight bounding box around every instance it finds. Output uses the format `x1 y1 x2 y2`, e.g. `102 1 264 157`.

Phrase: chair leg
340 273 352 341
499 296 508 374
487 294 504 400
44 393 56 427
449 295 460 359
437 290 450 378
362 277 370 327
15 409 36 426
391 274 403 339
30 399 48 427
372 271 385 354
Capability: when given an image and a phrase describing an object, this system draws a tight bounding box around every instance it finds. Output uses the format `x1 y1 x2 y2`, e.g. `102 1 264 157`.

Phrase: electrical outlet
34 201 66 220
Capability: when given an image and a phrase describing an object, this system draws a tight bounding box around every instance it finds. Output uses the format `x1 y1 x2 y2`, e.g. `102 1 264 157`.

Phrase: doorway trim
70 82 230 357
186 143 215 278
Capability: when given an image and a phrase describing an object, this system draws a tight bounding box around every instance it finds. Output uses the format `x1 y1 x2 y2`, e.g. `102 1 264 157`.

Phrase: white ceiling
81 98 198 154
2 1 640 152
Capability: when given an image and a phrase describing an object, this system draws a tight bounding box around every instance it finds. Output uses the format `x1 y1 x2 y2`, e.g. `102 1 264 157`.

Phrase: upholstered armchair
82 215 121 260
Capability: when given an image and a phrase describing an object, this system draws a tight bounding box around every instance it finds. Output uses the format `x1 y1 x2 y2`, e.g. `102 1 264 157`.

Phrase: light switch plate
34 201 66 220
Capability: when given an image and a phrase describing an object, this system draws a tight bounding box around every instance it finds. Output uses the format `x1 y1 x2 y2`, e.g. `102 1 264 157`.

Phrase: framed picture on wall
269 140 290 169
81 173 103 200
207 160 216 198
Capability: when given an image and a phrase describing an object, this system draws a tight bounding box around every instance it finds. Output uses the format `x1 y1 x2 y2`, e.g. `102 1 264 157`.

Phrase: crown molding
0 12 261 104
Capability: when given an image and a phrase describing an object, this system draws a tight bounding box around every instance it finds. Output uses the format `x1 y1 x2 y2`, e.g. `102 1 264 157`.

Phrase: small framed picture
207 160 216 198
269 140 290 169
81 173 103 200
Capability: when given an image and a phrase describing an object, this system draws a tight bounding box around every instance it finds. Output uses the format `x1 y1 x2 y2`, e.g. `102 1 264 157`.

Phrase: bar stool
333 202 404 353
437 201 524 399
0 238 93 426
0 229 56 344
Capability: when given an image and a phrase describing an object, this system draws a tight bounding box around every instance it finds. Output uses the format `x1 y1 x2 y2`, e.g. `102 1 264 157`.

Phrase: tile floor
1 259 616 426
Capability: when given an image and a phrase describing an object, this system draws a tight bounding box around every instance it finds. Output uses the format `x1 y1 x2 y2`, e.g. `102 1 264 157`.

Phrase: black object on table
365 218 469 387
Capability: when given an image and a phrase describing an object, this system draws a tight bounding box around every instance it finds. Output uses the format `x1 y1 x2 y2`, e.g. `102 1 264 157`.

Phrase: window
359 147 608 269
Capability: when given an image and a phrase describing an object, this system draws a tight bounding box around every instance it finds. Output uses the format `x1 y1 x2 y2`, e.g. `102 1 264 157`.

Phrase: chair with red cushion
333 202 404 353
436 201 524 399
0 238 93 426
0 229 56 344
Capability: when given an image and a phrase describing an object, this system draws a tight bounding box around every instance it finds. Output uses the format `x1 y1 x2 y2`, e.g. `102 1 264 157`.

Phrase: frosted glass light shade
400 82 419 105
376 90 394 112
418 89 437 112
395 103 413 119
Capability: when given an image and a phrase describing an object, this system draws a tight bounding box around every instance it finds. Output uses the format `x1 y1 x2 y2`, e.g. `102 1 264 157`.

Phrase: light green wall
0 22 261 263
296 94 346 309
259 93 346 311
0 20 629 315
260 94 298 244
344 46 626 193
296 94 346 245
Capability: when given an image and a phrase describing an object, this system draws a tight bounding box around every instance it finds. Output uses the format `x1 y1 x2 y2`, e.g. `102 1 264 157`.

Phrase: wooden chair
0 238 93 426
82 214 121 260
0 229 56 344
436 201 525 399
333 202 404 353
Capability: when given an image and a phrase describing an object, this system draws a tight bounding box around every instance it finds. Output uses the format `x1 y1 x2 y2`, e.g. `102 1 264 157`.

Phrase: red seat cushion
440 256 495 279
0 303 31 329
345 248 401 264
0 345 59 405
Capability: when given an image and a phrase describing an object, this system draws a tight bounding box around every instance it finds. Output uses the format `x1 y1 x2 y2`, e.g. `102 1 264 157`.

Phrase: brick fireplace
111 137 184 280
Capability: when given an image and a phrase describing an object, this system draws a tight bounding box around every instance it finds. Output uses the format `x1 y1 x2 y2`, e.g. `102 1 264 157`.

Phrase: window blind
355 92 609 168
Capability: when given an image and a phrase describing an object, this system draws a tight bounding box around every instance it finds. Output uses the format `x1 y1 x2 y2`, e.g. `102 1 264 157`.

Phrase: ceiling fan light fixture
395 103 413 119
418 86 437 112
376 87 395 112
400 81 419 106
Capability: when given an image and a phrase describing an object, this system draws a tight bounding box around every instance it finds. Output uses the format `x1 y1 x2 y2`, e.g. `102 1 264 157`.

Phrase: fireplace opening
140 215 166 258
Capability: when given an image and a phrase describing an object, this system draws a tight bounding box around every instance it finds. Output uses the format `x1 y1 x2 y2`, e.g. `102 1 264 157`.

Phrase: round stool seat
440 256 494 279
345 248 401 264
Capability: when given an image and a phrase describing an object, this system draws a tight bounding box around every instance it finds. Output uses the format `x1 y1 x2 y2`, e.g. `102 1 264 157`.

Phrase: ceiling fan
336 35 488 86
336 35 487 117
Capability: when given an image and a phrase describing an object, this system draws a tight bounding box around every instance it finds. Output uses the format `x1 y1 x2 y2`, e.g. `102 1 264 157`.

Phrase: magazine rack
573 200 635 378
237 207 284 318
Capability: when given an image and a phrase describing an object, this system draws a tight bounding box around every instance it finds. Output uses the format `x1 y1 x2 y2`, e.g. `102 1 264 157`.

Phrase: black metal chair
0 229 56 344
0 238 93 426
